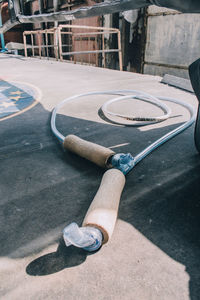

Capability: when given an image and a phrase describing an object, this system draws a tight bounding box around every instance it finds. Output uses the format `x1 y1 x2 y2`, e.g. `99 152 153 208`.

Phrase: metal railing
58 24 122 70
23 24 122 70
23 28 59 60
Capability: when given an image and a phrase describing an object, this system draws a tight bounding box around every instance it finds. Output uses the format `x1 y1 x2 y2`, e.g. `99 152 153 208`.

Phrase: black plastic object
150 0 200 13
189 58 200 153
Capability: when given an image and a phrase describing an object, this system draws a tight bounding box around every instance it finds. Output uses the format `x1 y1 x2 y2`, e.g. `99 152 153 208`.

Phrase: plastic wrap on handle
63 222 103 251
63 134 115 168
82 169 126 244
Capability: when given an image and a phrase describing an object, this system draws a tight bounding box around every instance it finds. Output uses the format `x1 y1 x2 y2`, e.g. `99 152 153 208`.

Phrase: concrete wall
143 6 200 79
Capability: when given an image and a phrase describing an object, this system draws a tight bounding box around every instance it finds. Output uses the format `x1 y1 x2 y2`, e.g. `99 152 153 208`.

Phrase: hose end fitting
111 153 135 175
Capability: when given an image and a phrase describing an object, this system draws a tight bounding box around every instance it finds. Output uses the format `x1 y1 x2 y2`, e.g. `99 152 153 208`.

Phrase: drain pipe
0 5 6 52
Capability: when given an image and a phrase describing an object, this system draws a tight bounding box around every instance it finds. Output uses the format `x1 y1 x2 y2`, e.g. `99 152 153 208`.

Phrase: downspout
0 4 7 52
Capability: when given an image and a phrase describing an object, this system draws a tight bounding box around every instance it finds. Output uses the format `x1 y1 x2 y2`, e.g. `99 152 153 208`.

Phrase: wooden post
58 27 63 61
23 33 27 57
31 33 34 56
42 33 45 57
117 30 123 71
72 34 76 64
38 32 42 59
45 30 49 58
81 36 83 65
102 32 106 68
54 28 59 60
95 36 98 67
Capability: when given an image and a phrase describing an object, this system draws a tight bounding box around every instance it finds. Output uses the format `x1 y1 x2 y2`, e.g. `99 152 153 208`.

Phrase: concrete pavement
0 54 200 300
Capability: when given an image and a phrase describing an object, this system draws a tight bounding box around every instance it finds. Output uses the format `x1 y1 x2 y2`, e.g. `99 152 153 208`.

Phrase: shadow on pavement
26 237 93 276
0 99 200 299
121 162 200 300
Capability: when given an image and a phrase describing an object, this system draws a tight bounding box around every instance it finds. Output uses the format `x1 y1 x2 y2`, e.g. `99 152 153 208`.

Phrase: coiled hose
51 90 195 163
51 89 196 251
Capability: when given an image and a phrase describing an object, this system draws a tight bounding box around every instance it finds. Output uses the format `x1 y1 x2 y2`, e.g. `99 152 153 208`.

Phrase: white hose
101 92 171 125
52 89 195 251
51 90 196 164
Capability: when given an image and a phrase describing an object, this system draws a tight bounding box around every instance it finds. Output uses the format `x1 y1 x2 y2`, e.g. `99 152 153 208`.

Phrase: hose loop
51 90 195 164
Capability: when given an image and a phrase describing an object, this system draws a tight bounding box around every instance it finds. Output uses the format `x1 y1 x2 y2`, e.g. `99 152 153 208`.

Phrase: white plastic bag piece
63 222 102 251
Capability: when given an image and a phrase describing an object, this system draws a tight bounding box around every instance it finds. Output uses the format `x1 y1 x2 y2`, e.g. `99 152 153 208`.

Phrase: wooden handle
63 135 115 168
82 169 126 244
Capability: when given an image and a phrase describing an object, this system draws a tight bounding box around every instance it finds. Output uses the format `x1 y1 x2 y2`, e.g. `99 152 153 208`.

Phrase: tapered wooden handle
63 134 115 168
82 169 126 244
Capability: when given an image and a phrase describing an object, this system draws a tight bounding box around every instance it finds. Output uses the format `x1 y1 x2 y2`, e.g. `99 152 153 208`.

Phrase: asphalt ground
0 54 200 300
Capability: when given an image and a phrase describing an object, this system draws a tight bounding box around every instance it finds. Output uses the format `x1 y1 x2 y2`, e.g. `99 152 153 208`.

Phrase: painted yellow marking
0 100 38 122
10 90 23 95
